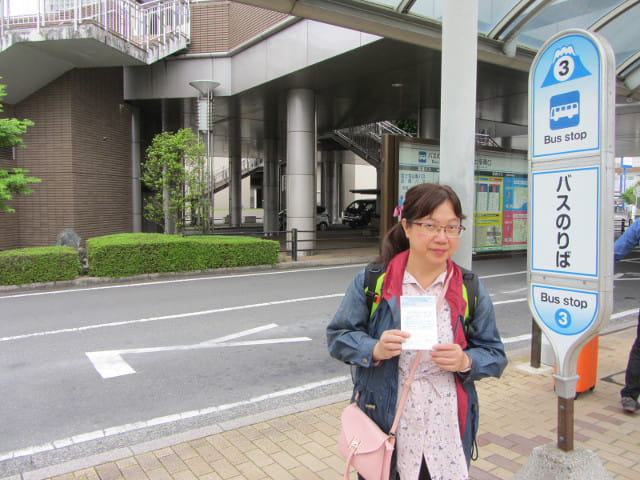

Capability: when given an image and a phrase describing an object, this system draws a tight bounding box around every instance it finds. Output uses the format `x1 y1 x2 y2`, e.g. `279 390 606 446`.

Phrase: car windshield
347 200 373 211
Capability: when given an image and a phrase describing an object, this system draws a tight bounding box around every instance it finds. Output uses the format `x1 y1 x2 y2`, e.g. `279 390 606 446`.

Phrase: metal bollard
531 318 542 368
291 228 298 261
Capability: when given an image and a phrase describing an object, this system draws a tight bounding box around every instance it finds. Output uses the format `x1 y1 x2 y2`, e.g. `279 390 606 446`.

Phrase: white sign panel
532 34 601 158
531 166 599 277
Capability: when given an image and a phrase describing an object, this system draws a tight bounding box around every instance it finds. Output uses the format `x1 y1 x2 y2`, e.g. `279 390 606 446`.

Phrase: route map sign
528 29 615 403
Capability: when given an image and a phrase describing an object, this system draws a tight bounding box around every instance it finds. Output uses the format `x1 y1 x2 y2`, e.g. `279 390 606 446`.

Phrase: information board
398 141 527 253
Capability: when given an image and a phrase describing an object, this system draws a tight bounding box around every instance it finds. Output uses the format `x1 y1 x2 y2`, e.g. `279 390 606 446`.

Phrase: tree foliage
0 81 39 213
622 181 640 207
141 128 210 233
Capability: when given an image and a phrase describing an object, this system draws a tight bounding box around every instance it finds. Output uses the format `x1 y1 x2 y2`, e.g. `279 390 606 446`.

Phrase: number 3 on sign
554 55 575 82
555 308 572 328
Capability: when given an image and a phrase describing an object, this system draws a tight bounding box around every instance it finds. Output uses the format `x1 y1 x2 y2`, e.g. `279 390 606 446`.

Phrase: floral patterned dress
395 270 468 480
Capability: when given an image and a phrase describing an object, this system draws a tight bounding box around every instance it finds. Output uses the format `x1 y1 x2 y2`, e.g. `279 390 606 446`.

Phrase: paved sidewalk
5 327 636 480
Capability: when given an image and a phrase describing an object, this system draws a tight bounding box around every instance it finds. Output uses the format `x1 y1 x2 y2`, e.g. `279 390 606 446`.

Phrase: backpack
363 262 479 334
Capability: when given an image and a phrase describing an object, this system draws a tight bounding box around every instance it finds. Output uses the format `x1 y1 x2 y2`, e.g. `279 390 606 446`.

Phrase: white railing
0 0 190 51
214 157 264 187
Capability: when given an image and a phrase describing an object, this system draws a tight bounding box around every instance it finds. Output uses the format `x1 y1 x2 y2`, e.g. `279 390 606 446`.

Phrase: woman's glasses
409 221 465 238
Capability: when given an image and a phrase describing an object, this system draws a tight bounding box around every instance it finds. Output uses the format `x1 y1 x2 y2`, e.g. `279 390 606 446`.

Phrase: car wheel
318 222 328 231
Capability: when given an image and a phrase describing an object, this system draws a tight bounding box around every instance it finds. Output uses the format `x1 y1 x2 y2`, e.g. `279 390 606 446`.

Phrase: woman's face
402 200 461 271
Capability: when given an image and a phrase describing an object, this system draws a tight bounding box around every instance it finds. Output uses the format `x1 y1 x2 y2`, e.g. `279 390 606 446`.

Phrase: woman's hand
372 329 410 361
430 343 472 372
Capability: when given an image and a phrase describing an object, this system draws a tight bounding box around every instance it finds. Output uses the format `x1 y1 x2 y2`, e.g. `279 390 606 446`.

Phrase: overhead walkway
0 0 190 103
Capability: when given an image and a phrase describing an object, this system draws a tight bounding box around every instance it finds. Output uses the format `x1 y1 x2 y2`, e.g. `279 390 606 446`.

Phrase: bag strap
389 351 422 435
364 261 385 318
460 266 479 335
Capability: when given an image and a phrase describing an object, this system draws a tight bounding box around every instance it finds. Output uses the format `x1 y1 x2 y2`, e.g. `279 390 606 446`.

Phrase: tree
0 81 39 213
622 181 640 208
141 128 210 233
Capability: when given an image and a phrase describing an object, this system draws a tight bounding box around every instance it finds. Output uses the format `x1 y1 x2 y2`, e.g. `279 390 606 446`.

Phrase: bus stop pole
439 1 478 271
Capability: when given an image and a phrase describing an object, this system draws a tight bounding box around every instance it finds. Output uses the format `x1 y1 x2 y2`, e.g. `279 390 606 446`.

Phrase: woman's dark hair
375 183 466 265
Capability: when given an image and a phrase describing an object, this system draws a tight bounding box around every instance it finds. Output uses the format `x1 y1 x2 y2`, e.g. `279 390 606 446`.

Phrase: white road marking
0 266 529 300
0 265 363 300
0 294 343 343
86 324 312 379
0 375 351 463
480 270 526 279
502 334 532 344
501 287 527 294
493 297 527 305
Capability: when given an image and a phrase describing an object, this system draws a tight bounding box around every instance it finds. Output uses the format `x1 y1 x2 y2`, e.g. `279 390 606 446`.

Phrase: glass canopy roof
350 0 640 90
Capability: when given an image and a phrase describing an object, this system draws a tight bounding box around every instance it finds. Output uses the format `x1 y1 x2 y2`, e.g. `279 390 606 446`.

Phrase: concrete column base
513 443 612 479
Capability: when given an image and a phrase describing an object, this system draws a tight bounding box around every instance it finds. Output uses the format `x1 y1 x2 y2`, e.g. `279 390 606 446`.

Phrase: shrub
0 246 80 285
86 233 279 277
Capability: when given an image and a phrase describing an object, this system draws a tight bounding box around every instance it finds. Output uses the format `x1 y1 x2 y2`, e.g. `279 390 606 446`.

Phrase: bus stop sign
528 29 615 400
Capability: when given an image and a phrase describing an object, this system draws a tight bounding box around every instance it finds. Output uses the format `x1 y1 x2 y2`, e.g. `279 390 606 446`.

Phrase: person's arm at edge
614 219 640 263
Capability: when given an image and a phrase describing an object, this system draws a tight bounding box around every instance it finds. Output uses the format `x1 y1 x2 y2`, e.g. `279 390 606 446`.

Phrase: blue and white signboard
528 29 615 399
532 34 601 158
531 167 599 277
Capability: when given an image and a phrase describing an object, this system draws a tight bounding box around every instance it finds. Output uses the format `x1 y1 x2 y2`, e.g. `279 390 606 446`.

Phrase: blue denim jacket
327 251 507 468
615 219 640 263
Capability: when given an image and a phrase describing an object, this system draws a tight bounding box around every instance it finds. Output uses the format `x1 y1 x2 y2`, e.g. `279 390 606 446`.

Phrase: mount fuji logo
541 45 591 87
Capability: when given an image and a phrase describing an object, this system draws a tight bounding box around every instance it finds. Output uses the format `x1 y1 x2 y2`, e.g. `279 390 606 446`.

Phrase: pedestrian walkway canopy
241 0 640 156
244 0 639 96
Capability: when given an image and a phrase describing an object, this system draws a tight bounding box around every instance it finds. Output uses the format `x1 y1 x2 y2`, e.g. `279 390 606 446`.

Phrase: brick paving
4 328 627 479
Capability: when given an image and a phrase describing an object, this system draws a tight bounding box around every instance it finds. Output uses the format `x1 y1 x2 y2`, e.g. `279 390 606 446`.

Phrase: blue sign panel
550 90 580 130
532 34 600 158
531 285 598 336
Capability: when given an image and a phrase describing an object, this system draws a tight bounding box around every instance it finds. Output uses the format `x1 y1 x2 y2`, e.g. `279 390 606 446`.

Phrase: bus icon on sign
418 151 427 163
550 90 580 130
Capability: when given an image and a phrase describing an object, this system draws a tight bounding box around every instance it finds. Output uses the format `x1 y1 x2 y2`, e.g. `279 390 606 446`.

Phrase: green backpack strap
460 266 479 335
364 262 386 319
364 262 478 329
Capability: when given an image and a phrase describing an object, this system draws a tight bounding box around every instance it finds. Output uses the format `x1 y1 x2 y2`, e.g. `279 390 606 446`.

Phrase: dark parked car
341 199 377 228
278 205 330 231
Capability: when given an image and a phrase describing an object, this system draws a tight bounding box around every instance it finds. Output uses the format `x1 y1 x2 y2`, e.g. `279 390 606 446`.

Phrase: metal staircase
210 157 263 194
326 121 501 167
328 121 413 168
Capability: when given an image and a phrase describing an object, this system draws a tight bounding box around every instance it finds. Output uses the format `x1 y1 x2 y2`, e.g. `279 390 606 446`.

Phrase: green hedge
0 246 80 286
86 233 280 277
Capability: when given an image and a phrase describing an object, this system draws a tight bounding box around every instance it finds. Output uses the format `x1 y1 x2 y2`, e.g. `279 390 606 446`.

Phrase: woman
327 183 507 480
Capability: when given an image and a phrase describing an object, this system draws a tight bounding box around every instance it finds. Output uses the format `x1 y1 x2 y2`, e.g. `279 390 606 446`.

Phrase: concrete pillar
332 159 342 224
131 105 142 233
263 137 278 233
419 107 440 140
229 102 242 227
286 89 316 255
439 2 478 270
321 151 335 221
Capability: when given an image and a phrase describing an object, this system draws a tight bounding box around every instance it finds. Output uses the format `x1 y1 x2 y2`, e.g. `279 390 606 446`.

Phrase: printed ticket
400 296 438 350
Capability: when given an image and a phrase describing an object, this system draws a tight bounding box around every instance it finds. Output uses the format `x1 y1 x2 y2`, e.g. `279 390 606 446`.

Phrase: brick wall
0 67 132 250
0 102 20 250
188 1 290 54
229 1 289 50
9 78 74 249
69 68 132 243
189 1 230 54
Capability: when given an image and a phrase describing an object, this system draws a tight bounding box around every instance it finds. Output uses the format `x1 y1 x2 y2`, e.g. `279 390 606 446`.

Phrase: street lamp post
189 80 220 231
